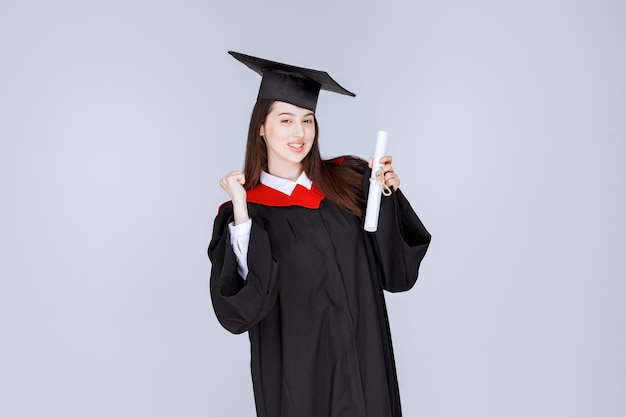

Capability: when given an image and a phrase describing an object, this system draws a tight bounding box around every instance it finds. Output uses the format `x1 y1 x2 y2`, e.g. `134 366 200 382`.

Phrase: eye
303 119 314 124
281 119 292 124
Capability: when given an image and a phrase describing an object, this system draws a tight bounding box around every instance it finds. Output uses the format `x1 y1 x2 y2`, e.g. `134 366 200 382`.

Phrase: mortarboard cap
229 51 356 112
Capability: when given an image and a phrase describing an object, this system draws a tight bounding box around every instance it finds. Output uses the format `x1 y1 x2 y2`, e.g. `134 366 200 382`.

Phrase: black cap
228 51 356 112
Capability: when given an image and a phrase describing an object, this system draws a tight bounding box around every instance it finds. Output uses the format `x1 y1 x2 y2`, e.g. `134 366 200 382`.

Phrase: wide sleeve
363 170 432 292
208 203 279 334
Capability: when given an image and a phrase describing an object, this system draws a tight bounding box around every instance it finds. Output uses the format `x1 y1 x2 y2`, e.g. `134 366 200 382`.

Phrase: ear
259 124 265 138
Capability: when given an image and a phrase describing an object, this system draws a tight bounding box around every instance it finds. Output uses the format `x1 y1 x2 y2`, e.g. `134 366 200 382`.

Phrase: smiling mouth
288 143 304 149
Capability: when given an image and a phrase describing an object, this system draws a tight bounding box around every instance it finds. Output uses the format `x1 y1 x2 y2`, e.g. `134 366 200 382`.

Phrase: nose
293 121 304 138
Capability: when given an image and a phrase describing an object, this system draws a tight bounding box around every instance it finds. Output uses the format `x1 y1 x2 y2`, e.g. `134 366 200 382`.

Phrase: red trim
246 183 325 208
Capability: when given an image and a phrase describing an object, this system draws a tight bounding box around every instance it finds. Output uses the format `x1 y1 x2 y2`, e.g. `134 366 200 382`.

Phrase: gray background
1 1 625 416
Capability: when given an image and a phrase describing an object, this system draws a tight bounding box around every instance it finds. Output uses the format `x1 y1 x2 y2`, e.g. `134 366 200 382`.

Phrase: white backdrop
1 1 625 416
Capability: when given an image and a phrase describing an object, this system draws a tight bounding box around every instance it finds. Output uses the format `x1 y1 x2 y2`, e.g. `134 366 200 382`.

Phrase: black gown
208 165 431 417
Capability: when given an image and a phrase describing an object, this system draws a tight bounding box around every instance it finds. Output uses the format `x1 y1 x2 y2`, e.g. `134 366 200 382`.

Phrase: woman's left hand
368 155 400 191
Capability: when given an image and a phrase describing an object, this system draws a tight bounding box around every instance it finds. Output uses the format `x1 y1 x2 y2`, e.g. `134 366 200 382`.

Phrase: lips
288 142 305 152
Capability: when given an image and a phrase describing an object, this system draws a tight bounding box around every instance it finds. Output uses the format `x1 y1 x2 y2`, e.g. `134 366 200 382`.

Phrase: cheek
306 125 316 140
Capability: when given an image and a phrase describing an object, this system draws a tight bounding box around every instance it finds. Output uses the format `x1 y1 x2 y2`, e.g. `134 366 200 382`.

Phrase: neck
267 161 304 182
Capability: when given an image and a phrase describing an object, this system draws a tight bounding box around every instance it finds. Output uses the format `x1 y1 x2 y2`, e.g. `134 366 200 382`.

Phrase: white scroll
363 130 388 232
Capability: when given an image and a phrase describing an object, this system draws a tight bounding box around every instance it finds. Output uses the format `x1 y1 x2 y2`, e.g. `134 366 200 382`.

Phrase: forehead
269 101 315 117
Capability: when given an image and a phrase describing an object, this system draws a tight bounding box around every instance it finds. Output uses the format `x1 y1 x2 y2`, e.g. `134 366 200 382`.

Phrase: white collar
260 170 312 196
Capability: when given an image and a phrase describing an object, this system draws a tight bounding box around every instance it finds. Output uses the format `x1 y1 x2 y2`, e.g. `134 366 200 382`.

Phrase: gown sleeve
208 203 279 334
364 170 432 292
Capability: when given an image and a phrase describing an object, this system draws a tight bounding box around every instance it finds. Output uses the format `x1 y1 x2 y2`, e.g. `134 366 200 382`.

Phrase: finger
386 180 399 191
225 171 244 183
381 164 394 174
368 157 373 169
384 171 399 184
230 173 246 185
225 170 244 180
384 173 397 184
379 155 393 165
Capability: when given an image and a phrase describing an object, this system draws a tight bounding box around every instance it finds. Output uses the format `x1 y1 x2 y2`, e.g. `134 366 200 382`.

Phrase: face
259 101 316 178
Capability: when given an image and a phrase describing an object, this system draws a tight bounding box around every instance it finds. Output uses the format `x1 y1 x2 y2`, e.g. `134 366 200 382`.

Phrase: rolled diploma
363 130 388 232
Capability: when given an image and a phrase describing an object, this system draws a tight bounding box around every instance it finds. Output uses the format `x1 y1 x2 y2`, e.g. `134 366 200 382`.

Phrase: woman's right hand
220 171 249 225
220 171 247 202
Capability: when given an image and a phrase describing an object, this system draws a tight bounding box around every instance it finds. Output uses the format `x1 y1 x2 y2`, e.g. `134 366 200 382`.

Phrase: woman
209 51 431 417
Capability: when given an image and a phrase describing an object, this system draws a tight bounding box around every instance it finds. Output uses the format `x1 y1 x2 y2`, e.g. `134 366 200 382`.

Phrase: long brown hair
243 99 366 219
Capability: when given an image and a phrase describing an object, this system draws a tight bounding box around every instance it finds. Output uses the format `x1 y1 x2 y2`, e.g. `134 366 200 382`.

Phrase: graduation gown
208 167 431 417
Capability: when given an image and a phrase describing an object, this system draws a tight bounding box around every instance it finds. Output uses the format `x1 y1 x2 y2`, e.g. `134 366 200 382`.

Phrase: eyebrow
276 112 315 118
